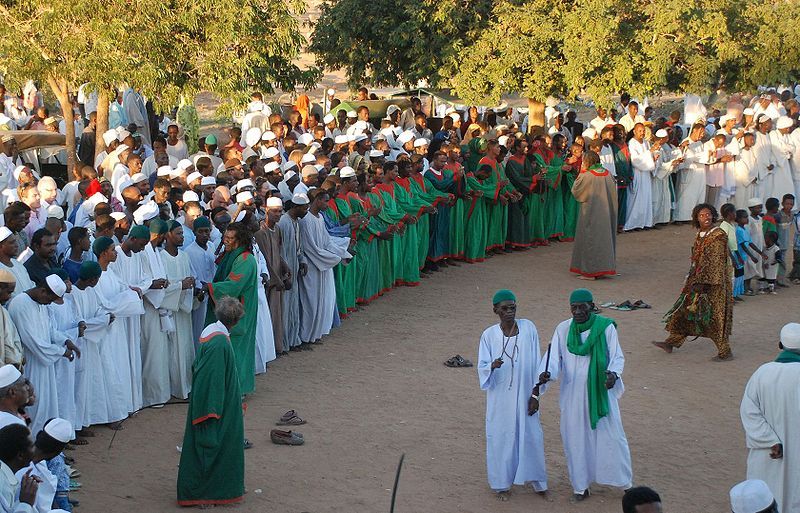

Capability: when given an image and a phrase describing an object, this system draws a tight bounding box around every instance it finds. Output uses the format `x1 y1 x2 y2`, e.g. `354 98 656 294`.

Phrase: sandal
277 410 307 426
444 355 473 368
632 300 651 309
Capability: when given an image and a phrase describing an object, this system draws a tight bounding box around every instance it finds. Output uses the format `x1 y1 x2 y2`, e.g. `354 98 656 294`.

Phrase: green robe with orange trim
205 248 258 394
374 184 407 291
444 163 467 259
561 161 581 241
358 191 390 302
505 154 533 247
409 173 450 269
177 323 244 507
391 178 431 284
539 154 565 239
326 195 358 316
464 173 498 262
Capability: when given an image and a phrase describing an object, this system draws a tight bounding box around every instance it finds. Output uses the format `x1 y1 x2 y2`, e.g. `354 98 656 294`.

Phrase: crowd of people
0 81 798 510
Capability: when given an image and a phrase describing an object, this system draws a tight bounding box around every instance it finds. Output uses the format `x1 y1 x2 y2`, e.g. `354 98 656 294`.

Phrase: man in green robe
205 222 258 395
425 150 460 265
505 138 534 248
178 296 245 507
610 125 632 232
464 164 498 262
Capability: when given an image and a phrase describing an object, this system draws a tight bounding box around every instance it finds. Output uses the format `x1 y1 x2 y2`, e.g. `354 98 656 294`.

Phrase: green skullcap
569 288 594 304
129 224 150 240
193 216 211 230
476 137 488 152
149 219 168 235
92 236 115 257
492 289 516 305
167 220 181 232
78 261 102 280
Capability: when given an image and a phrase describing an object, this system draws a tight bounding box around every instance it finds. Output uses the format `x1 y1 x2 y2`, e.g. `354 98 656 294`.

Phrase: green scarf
775 350 800 363
213 246 245 283
567 313 616 429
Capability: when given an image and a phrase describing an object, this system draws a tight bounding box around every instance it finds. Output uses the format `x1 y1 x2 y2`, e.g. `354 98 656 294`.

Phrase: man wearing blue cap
537 288 632 502
477 289 548 501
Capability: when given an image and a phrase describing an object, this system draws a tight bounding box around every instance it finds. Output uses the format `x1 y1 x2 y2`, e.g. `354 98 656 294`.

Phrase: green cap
92 236 115 257
149 219 168 235
167 220 181 232
193 216 211 230
79 261 102 280
492 289 516 305
205 134 217 145
129 224 150 240
569 288 594 304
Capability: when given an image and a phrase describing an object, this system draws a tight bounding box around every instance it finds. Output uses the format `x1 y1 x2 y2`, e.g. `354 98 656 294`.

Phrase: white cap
413 138 429 148
245 127 262 147
0 226 12 243
236 179 255 191
323 114 335 124
0 364 21 388
282 161 297 172
261 131 277 141
314 164 324 173
115 144 129 154
369 149 384 158
386 105 401 116
44 418 73 443
157 165 172 177
263 147 280 159
339 166 356 178
397 131 415 144
776 115 793 130
169 168 184 179
182 191 200 203
200 176 216 186
88 192 107 207
301 153 316 164
718 114 732 125
116 129 131 142
780 322 800 349
234 210 247 222
45 274 67 298
186 171 202 184
283 170 297 181
298 133 314 145
497 135 509 148
265 161 280 173
353 134 368 143
301 165 319 178
291 193 309 205
176 159 192 172
133 201 159 224
46 205 64 220
655 129 669 138
743 108 755 116
110 212 126 221
747 197 763 207
346 110 357 117
130 172 148 184
102 129 118 146
236 191 253 203
582 127 597 139
449 112 461 123
334 135 349 144
266 197 283 208
730 479 775 513
327 88 336 96
247 100 265 113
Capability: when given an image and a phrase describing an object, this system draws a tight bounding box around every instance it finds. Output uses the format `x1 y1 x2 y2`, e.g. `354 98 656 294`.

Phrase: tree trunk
46 77 77 183
94 88 109 172
527 97 546 137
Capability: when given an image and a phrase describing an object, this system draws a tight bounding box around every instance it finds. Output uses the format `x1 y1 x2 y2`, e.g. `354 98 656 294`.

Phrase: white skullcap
130 172 148 184
776 116 793 130
283 170 297 181
0 134 14 143
110 212 126 221
46 205 64 220
266 197 283 209
743 108 755 116
301 153 316 164
497 135 509 148
116 130 131 142
314 164 324 173
0 364 22 388
323 114 335 124
88 192 107 207
157 165 172 177
339 166 356 178
265 161 280 173
386 105 401 116
115 144 129 155
327 88 336 96
730 479 775 513
261 147 278 160
298 133 314 145
176 159 193 172
0 227 12 243
169 168 184 179
248 100 264 113
718 114 732 125
133 201 159 224
236 179 254 191
291 193 309 205
307 143 320 153
582 128 597 139
413 138 429 148
369 149 384 158
0 269 13 284
282 161 297 172
244 127 262 147
353 134 368 143
372 133 386 143
236 191 253 203
45 274 67 298
261 131 277 142
301 165 319 179
346 110 357 117
44 418 73 443
186 171 202 184
397 131 415 144
334 135 349 144
234 210 247 222
747 197 763 207
655 129 669 138
780 322 800 350
182 191 200 203
102 130 118 146
200 176 216 186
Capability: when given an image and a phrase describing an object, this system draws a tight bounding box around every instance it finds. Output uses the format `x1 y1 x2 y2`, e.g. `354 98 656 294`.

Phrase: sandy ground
72 224 797 513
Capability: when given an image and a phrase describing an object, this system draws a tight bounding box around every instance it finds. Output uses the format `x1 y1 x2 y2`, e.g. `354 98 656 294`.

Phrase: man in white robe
752 117 779 201
251 234 276 373
767 116 796 201
538 288 632 502
739 322 800 513
733 133 759 211
7 275 79 435
299 190 350 344
46 274 80 438
477 289 547 500
277 194 309 351
184 216 216 344
623 123 655 230
674 124 708 222
651 129 679 225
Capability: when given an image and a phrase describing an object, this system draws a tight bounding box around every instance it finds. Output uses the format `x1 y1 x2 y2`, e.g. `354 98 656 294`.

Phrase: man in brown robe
254 197 291 355
569 148 618 279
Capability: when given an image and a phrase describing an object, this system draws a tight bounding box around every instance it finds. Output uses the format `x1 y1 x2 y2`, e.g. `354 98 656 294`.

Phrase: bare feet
711 354 734 362
651 341 674 354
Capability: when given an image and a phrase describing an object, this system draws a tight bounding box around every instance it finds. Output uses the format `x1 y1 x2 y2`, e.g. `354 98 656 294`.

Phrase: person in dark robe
254 197 290 355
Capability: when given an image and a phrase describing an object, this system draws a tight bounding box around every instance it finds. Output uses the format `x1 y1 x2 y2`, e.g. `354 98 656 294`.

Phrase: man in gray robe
276 194 309 350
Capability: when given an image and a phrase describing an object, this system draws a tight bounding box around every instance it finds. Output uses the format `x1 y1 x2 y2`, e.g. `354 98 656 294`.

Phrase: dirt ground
73 224 797 513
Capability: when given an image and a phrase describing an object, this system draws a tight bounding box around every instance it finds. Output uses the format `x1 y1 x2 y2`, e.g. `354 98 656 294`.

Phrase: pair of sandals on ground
270 409 306 445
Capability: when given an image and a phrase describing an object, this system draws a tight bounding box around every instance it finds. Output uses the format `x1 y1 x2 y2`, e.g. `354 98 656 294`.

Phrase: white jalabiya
674 139 707 222
252 242 275 374
108 247 149 411
623 138 655 230
733 147 759 211
740 361 800 513
477 319 547 492
71 284 128 427
15 460 57 513
298 212 350 343
652 143 679 225
184 240 216 344
7 292 65 435
599 144 617 177
0 260 34 299
47 296 79 437
139 243 182 406
161 249 195 399
745 215 764 281
766 129 796 201
789 127 800 198
539 319 632 494
751 131 778 201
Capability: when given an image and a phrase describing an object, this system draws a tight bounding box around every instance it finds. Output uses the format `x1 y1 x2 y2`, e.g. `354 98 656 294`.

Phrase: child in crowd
735 209 761 300
744 199 765 295
758 230 782 294
762 197 779 234
774 193 795 286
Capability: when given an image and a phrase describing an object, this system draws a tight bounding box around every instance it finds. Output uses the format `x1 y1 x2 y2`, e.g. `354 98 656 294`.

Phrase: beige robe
254 225 289 354
0 306 22 367
570 167 618 277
